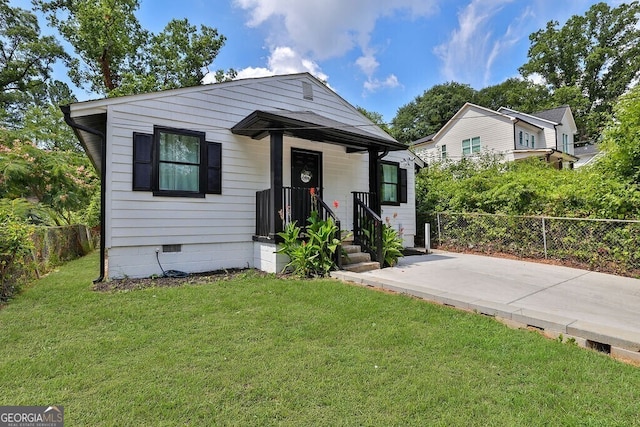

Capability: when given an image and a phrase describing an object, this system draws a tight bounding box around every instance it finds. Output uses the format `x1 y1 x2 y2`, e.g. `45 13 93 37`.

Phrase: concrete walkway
331 250 640 362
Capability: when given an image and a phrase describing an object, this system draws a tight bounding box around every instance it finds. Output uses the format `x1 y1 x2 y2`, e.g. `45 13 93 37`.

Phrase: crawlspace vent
162 244 182 253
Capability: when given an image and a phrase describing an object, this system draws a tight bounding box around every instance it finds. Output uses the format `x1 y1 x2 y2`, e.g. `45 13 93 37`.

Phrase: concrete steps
340 239 380 273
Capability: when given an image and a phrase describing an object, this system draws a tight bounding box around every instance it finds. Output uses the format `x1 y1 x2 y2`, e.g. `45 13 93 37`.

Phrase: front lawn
1 252 639 426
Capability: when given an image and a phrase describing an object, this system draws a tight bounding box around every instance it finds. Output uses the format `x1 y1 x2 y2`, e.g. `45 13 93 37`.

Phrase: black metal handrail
352 192 383 264
255 186 343 269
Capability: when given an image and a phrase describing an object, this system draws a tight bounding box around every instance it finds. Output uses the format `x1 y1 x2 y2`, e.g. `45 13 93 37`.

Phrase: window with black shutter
133 132 153 191
206 142 222 194
399 168 408 204
380 161 407 206
132 127 222 197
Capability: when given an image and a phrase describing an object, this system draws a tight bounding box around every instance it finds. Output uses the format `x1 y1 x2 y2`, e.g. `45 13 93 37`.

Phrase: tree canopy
34 0 230 96
596 84 640 184
0 0 66 125
391 82 476 144
519 1 640 139
474 78 550 114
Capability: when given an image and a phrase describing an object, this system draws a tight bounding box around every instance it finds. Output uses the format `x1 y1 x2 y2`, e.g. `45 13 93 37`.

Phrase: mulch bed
93 268 273 292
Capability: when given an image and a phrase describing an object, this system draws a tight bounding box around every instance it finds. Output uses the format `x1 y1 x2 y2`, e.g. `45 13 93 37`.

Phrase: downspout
60 105 106 283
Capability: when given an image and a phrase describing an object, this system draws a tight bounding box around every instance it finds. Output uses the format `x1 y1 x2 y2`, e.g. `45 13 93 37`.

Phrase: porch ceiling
231 110 407 153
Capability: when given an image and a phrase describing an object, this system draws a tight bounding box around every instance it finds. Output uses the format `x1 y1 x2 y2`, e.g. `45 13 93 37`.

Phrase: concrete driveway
331 250 640 362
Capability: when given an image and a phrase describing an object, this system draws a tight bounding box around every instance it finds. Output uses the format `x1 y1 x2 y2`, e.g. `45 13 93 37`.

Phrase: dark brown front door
291 148 322 226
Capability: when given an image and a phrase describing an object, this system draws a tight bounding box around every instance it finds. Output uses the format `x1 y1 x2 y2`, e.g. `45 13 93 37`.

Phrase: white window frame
462 137 481 156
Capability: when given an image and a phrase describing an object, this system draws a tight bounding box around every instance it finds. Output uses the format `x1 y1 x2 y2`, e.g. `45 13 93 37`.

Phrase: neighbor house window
380 161 407 205
440 144 447 160
525 133 530 147
519 131 523 146
562 134 569 152
531 134 535 148
462 136 480 156
132 127 222 197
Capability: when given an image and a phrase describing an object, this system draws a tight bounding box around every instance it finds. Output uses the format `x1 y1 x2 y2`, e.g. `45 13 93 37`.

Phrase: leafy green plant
277 211 342 277
0 202 36 301
381 224 404 267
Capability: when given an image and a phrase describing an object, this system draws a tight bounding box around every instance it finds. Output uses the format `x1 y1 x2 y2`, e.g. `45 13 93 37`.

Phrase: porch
231 109 408 271
253 187 384 269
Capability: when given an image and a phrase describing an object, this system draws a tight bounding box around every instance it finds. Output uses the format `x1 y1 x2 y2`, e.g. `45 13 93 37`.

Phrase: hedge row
1 224 95 302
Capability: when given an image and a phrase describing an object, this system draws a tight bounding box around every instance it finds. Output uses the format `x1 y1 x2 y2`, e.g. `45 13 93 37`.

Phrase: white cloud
363 74 401 93
434 0 519 88
203 46 328 83
356 53 380 77
232 0 438 91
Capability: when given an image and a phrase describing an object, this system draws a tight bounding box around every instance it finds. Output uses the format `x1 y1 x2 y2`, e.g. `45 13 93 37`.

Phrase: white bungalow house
62 73 417 280
411 103 578 168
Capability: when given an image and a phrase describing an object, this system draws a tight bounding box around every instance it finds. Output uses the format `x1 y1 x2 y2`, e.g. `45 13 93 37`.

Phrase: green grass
2 252 640 426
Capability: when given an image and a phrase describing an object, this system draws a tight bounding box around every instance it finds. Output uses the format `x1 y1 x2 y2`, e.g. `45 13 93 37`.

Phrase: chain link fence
434 212 640 277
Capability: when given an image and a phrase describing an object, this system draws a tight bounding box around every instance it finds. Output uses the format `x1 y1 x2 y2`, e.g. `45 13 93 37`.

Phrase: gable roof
530 105 571 124
412 102 543 147
63 73 403 173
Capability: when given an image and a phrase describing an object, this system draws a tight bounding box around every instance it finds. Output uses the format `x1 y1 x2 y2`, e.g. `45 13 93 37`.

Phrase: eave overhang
62 108 107 174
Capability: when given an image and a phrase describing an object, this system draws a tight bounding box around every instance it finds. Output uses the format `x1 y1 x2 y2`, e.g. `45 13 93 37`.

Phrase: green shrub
381 224 403 267
0 204 36 301
277 211 342 277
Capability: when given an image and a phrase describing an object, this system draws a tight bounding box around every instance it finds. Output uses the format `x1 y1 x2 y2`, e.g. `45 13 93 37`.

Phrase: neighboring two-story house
412 103 578 168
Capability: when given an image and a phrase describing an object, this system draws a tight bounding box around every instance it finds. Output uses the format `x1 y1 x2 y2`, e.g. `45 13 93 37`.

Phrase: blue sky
15 0 622 122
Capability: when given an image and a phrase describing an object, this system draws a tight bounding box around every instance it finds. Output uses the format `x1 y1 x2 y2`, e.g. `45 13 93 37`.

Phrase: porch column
270 131 284 239
368 148 381 215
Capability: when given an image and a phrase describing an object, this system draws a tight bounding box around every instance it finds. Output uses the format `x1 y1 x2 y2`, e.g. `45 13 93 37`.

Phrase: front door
291 148 322 226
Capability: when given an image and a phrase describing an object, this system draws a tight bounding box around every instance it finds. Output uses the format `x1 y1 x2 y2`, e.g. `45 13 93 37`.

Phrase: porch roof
231 110 406 153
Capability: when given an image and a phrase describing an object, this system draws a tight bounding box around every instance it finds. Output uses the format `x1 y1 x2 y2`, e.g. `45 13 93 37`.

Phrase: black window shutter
399 168 408 204
206 142 222 194
133 132 153 191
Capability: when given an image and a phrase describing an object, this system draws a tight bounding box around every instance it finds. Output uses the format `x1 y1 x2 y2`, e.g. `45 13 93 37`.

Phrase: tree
597 84 640 184
357 106 391 135
391 82 477 144
35 0 230 96
520 1 640 139
21 103 81 152
475 78 550 113
0 134 97 224
0 0 66 125
34 0 147 94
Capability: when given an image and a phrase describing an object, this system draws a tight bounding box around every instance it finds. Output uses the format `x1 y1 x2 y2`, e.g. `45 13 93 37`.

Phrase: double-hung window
525 133 530 147
462 136 480 156
380 161 407 206
562 134 569 153
531 134 535 148
440 144 447 160
133 126 222 197
158 129 202 194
